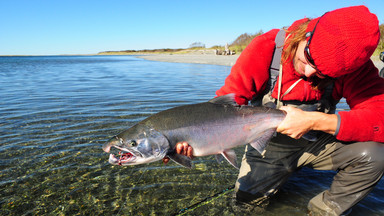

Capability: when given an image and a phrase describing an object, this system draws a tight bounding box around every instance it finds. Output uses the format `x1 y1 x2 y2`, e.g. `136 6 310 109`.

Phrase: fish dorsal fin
218 149 239 169
249 128 276 157
208 94 238 106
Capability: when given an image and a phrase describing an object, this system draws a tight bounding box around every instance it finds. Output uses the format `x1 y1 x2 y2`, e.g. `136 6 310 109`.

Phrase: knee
350 142 384 171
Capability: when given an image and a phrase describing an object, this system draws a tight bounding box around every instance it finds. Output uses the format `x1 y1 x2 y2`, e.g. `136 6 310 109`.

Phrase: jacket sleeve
334 60 384 142
216 29 279 105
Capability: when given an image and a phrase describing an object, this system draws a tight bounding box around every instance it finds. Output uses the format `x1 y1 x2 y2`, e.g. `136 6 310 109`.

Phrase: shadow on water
0 56 383 215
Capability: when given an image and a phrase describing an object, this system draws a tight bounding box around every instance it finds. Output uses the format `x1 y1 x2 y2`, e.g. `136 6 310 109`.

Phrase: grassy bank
97 47 221 56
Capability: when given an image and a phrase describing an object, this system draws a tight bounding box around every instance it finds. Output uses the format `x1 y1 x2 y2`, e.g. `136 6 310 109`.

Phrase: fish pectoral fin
168 153 193 169
220 150 239 169
249 128 276 155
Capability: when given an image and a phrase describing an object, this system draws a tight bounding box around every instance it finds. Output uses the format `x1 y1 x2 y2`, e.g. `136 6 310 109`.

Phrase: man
167 5 384 215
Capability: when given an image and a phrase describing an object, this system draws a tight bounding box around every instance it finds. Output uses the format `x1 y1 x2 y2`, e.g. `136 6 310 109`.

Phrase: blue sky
1 0 383 55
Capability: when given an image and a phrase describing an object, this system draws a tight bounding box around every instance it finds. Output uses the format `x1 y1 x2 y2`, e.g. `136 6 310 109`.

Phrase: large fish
102 94 285 169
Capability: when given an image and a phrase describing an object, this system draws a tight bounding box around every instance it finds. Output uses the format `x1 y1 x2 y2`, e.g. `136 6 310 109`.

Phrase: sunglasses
304 13 336 80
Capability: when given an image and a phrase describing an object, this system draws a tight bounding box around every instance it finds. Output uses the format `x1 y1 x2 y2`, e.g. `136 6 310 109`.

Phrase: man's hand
162 141 194 164
276 106 313 139
276 106 337 139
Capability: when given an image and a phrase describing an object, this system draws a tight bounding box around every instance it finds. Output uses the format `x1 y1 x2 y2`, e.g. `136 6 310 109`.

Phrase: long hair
281 19 310 64
281 19 334 90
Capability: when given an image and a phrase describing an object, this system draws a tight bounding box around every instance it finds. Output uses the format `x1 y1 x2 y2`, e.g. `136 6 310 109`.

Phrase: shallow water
0 56 383 215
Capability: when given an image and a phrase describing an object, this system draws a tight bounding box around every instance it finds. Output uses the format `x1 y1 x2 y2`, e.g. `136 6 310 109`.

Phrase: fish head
102 124 169 166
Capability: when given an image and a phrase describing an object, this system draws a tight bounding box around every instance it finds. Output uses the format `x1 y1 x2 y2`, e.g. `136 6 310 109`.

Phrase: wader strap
276 63 303 108
251 29 286 106
267 29 285 94
274 29 302 108
279 79 303 104
277 64 283 108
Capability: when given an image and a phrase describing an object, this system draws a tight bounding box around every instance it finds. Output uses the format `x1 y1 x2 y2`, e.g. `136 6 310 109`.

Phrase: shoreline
1 53 382 69
136 53 384 69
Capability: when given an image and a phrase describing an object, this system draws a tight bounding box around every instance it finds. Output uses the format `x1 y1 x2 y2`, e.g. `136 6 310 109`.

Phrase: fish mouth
109 151 136 166
103 138 137 165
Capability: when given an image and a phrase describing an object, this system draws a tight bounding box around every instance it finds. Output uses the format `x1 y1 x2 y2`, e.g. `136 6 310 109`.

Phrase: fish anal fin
215 154 225 163
168 153 193 169
220 149 239 169
249 128 276 155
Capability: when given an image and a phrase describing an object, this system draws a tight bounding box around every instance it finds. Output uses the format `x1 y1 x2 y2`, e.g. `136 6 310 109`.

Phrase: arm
277 106 338 139
216 29 279 105
335 61 384 142
278 61 384 142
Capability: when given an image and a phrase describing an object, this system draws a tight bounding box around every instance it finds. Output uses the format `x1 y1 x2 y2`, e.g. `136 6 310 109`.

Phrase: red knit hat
306 5 379 78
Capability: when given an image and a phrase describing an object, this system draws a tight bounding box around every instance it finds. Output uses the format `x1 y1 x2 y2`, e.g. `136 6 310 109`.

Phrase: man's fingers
182 142 188 155
187 146 194 159
176 142 189 155
175 141 193 159
176 143 183 154
162 156 170 164
164 142 194 165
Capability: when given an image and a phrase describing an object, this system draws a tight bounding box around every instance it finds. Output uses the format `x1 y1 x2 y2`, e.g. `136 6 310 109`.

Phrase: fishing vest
251 29 338 114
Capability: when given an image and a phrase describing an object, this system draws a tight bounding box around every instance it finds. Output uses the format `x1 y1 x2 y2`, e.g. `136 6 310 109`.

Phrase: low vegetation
375 24 384 55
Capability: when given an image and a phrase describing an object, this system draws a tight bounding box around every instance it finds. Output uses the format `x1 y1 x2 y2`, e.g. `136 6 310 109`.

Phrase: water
0 55 383 215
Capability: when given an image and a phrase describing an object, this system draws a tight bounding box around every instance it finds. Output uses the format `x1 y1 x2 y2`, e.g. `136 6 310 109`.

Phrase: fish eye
130 140 137 147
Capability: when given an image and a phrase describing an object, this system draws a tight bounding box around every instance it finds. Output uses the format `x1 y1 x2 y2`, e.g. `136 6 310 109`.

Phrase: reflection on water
0 56 383 215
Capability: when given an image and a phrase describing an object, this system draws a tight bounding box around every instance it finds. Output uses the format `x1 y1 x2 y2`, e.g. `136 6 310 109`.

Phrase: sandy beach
137 53 384 70
136 54 240 66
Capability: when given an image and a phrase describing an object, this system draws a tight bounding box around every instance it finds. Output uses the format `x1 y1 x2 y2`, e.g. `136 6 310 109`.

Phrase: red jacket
216 29 384 142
